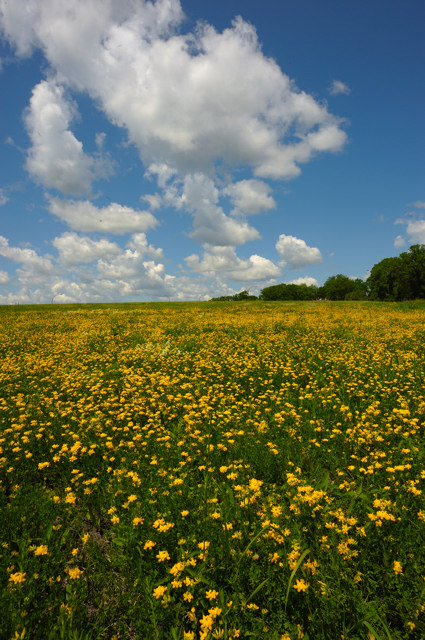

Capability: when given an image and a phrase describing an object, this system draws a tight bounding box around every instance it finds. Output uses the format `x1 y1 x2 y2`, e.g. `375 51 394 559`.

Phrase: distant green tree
295 284 319 300
233 290 257 301
260 284 286 300
367 245 425 300
345 279 369 300
399 244 425 299
367 257 401 300
210 290 257 301
260 283 318 301
323 274 358 300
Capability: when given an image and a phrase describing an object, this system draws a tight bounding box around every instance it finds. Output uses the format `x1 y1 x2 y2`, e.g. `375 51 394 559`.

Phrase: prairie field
1 301 425 640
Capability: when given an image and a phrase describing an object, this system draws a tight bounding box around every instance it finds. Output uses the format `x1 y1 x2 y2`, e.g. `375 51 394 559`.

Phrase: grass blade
284 547 310 611
246 578 269 606
363 621 383 640
235 525 270 576
375 615 394 640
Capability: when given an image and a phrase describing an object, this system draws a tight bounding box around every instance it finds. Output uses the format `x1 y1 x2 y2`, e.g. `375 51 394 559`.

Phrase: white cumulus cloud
404 219 425 245
127 233 164 260
394 235 406 249
52 232 122 266
329 80 351 96
141 193 162 210
276 234 323 268
25 80 112 195
223 179 276 215
0 270 10 284
48 197 158 234
185 245 280 282
1 0 347 181
0 231 199 303
0 235 54 273
174 173 260 246
394 214 425 247
286 276 319 286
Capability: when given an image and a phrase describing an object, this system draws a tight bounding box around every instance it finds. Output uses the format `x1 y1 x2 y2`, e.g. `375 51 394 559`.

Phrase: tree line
210 244 425 301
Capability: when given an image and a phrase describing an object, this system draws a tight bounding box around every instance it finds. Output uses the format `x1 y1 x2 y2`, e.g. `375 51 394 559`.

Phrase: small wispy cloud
0 188 9 206
394 235 406 249
329 80 351 96
286 276 318 286
393 205 425 247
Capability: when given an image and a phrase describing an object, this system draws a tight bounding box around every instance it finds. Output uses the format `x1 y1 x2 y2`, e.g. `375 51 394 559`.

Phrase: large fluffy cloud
166 173 260 246
185 245 281 282
1 0 347 181
276 234 323 268
0 235 54 274
25 80 112 195
52 232 122 266
48 197 158 234
223 179 276 215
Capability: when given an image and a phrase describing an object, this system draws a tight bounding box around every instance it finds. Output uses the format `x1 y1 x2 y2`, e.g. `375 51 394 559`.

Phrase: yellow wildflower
293 579 309 592
9 572 26 584
393 561 403 574
144 540 156 550
34 545 48 556
153 585 167 599
67 567 83 579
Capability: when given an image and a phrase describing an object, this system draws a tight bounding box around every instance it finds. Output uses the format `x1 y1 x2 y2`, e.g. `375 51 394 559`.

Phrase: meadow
0 301 424 640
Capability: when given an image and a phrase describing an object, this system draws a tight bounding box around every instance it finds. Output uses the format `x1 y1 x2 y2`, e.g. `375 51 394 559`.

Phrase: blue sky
0 0 424 303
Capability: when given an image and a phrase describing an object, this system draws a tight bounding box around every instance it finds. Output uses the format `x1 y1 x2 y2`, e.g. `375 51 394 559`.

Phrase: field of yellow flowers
1 301 424 640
